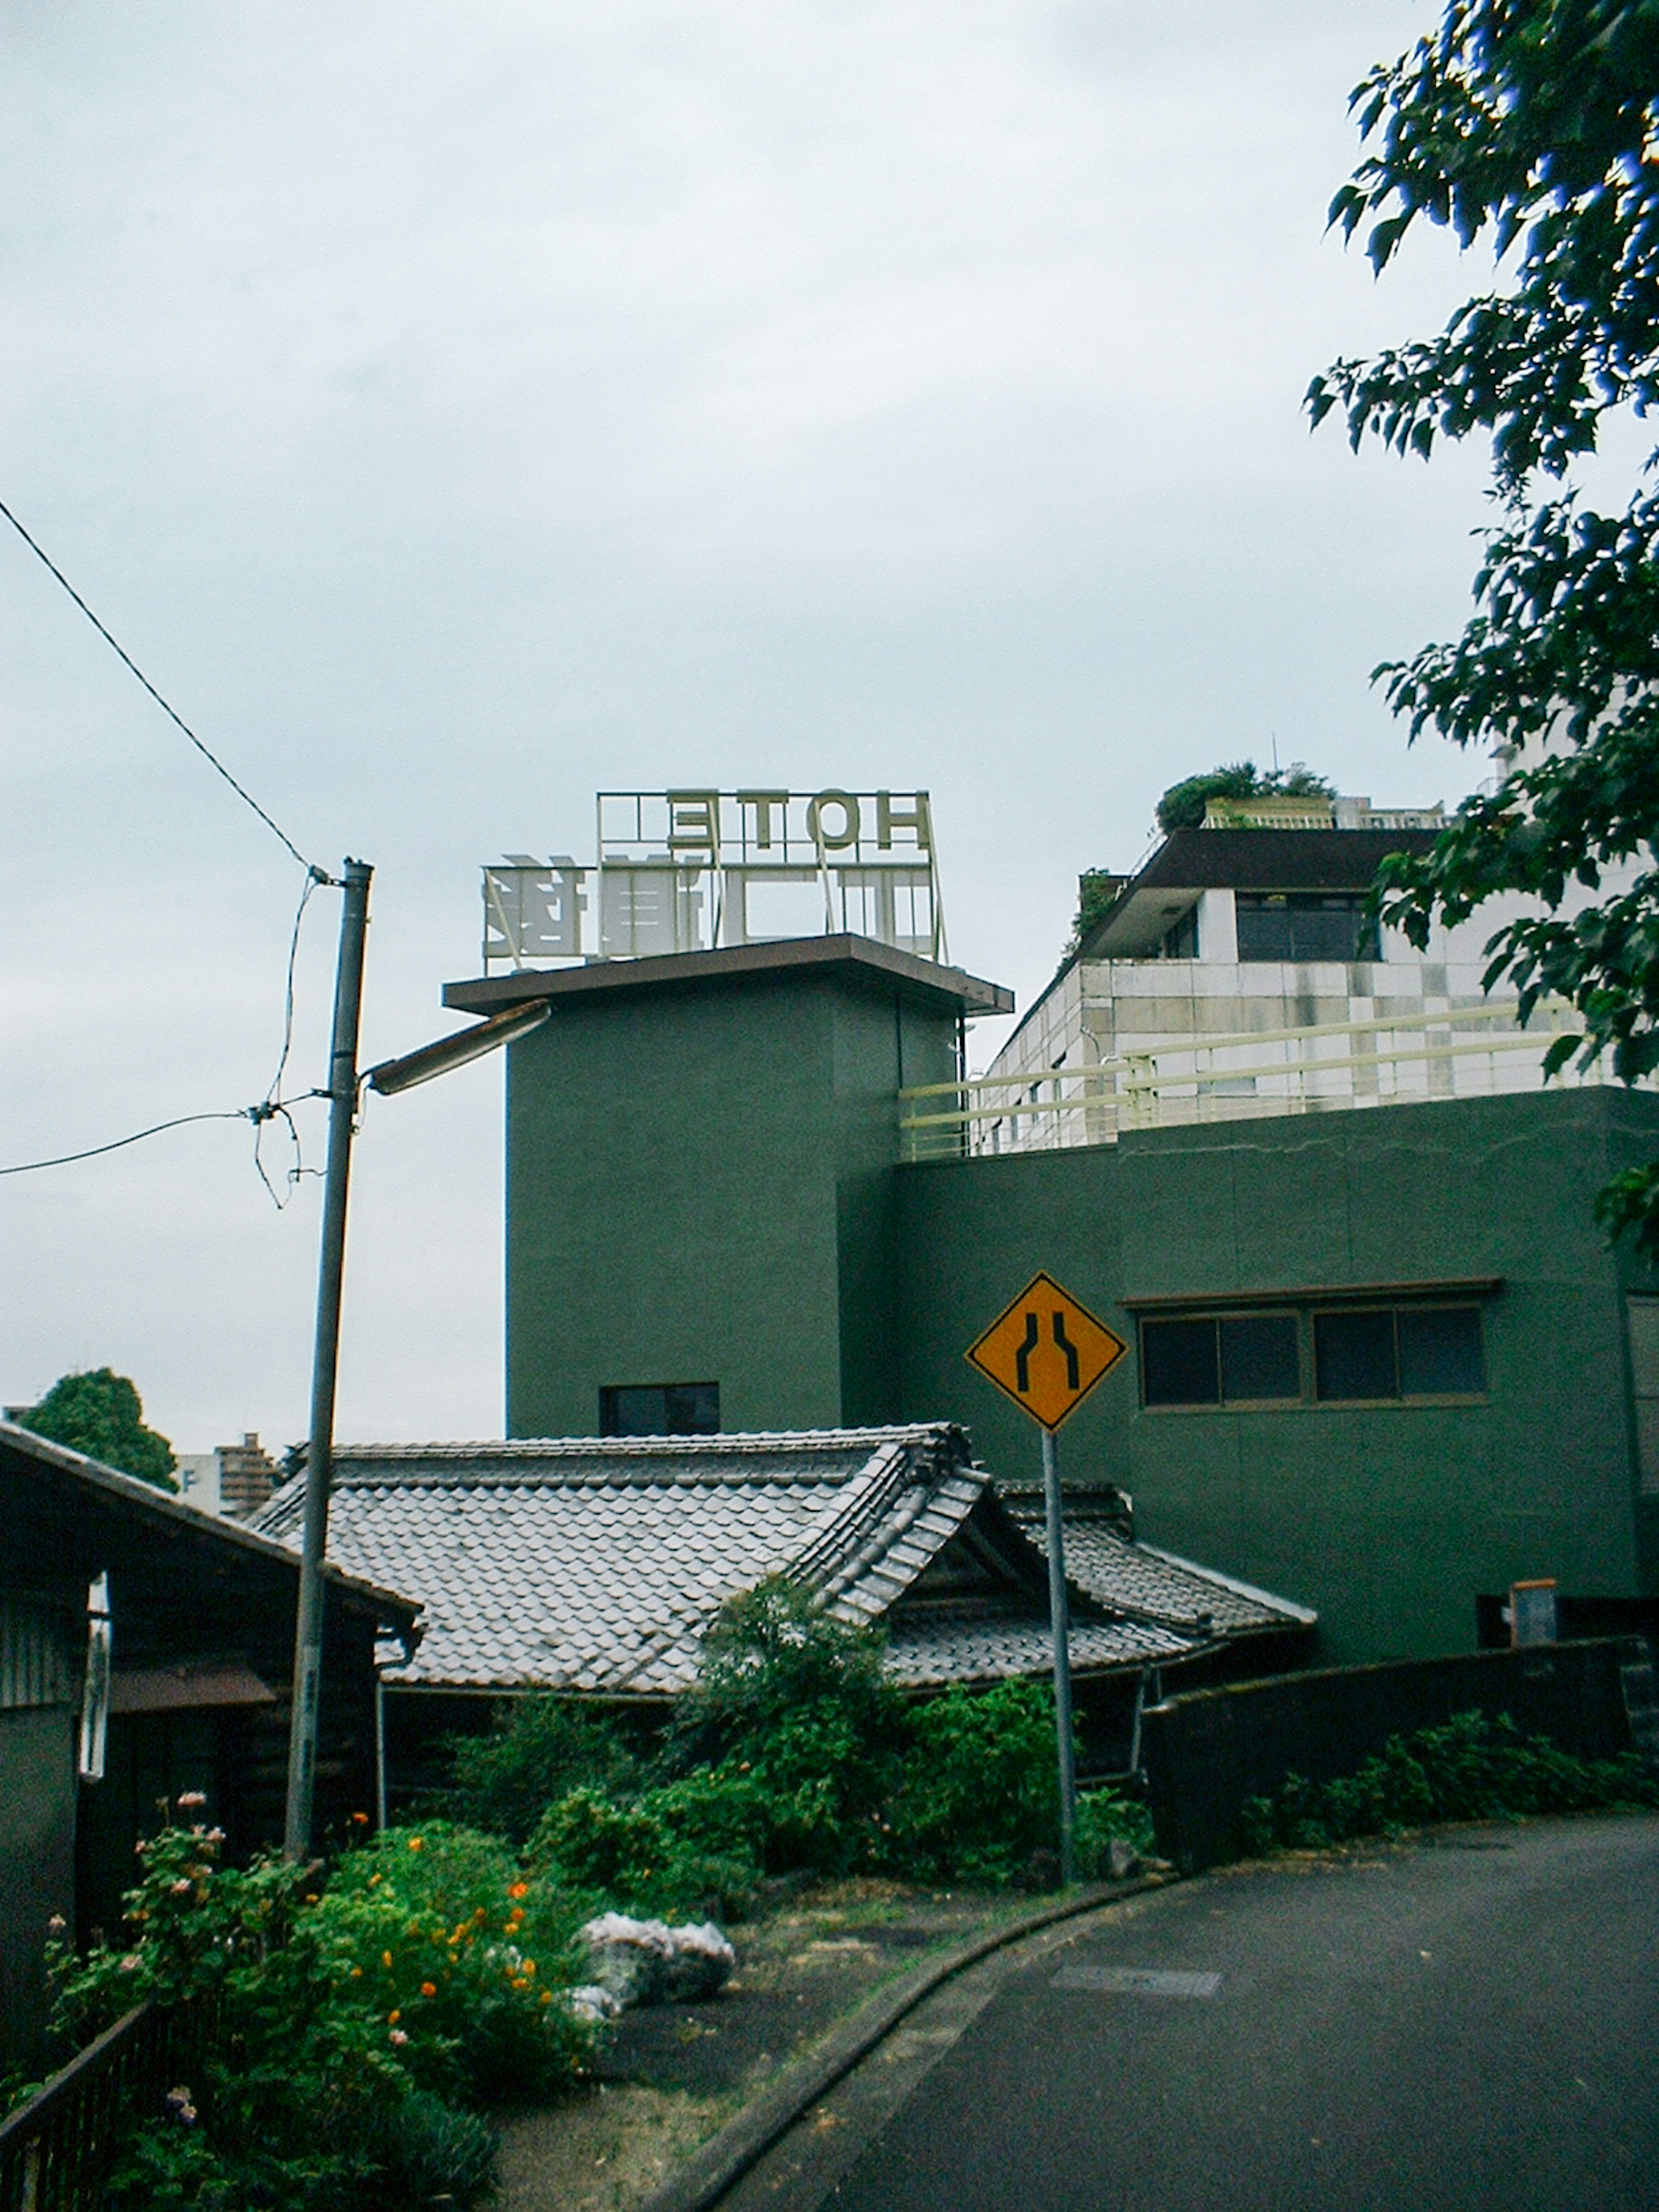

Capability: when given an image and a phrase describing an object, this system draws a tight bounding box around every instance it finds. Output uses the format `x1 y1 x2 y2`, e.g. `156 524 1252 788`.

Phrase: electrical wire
247 870 326 1208
0 1112 257 1176
0 1091 336 1182
0 496 323 877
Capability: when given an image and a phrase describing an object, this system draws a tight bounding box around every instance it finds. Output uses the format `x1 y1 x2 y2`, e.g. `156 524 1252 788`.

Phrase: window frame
1233 890 1382 965
1138 1309 1305 1411
1624 1294 1659 1498
1134 1287 1493 1414
598 1380 721 1438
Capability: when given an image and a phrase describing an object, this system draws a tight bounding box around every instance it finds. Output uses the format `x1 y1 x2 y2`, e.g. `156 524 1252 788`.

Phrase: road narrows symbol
965 1270 1127 1432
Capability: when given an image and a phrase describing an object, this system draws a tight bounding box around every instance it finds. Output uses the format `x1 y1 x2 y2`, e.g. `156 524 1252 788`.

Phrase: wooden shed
0 1421 419 2067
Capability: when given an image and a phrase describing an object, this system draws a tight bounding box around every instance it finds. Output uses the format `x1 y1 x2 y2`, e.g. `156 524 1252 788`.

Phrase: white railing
898 1000 1623 1161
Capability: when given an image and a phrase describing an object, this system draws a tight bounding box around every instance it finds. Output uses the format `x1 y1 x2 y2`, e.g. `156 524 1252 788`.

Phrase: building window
1235 892 1380 963
1158 906 1199 959
1140 1300 1485 1410
599 1382 720 1437
1312 1305 1483 1402
1626 1296 1659 1497
1141 1313 1301 1407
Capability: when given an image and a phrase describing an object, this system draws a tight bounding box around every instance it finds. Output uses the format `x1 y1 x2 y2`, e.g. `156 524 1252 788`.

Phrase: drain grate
1053 1965 1222 1999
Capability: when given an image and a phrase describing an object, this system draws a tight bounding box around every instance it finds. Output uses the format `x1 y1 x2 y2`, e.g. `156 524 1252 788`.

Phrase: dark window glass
1160 906 1199 959
1220 1314 1301 1401
1236 893 1380 964
1397 1307 1483 1396
600 1382 720 1437
1314 1309 1397 1400
1141 1319 1220 1406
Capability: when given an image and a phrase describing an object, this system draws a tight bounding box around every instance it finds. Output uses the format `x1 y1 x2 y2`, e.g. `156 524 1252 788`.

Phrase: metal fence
898 999 1626 1162
0 2002 200 2212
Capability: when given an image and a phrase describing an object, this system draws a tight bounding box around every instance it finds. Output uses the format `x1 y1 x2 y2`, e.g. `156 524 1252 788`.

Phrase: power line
0 496 323 877
0 1111 257 1177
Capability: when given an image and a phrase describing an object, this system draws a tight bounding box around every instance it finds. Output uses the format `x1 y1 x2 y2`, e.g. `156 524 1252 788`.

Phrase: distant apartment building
175 1433 279 1521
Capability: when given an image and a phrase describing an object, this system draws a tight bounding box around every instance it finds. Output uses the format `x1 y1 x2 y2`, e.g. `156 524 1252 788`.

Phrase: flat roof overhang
443 932 1014 1019
1082 828 1443 960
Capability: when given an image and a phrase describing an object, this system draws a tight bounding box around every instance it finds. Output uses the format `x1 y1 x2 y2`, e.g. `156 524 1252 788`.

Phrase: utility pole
283 858 372 1860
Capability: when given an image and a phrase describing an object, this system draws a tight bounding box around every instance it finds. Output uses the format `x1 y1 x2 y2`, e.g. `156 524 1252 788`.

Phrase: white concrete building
901 795 1638 1161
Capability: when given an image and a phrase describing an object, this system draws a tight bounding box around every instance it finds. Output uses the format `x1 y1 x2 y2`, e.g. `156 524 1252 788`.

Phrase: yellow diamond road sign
966 1271 1128 1432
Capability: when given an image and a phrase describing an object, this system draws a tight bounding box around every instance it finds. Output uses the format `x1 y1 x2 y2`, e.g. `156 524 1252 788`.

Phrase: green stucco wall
895 1086 1659 1664
506 967 957 1436
500 947 1659 1664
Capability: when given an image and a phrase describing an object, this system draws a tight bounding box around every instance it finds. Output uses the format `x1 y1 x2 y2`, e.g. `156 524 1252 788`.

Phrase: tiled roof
254 1430 1311 1695
1003 1489 1316 1634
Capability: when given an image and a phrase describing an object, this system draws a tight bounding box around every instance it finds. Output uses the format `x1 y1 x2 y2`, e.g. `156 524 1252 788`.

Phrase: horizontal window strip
1123 1278 1501 1313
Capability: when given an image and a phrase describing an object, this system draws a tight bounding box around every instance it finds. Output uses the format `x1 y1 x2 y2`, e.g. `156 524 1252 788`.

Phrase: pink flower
388 2028 409 2047
118 1954 142 1972
170 1879 193 1896
177 1792 207 1811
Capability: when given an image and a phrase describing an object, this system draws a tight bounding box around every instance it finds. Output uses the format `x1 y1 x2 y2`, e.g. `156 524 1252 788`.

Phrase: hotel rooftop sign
483 788 946 969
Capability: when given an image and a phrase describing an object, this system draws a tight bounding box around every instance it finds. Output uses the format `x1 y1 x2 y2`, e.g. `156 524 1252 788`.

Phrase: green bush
1240 1710 1659 1854
1076 1784 1155 1872
309 1820 592 2102
357 2087 498 2208
442 1696 639 1846
673 1578 908 1874
527 1778 761 1919
686 1577 899 1741
890 1680 1062 1883
56 1809 595 2211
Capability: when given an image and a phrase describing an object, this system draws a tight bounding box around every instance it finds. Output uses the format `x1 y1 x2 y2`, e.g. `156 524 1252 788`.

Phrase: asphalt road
816 1816 1659 2212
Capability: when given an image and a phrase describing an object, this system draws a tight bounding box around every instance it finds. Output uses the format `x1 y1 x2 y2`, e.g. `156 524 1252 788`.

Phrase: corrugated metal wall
0 1595 76 1710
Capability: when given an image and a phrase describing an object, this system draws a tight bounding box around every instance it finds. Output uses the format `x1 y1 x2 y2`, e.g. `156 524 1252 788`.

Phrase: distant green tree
1155 761 1334 834
23 1369 177 1491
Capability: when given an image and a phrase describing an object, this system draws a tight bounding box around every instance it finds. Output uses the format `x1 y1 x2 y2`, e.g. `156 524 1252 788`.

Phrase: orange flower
381 1951 393 1969
407 1837 424 1853
388 2010 400 2025
420 1981 437 1998
351 1811 370 1826
507 1881 528 1900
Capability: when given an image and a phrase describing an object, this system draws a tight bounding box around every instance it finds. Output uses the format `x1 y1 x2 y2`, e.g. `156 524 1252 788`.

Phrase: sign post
966 1270 1127 1883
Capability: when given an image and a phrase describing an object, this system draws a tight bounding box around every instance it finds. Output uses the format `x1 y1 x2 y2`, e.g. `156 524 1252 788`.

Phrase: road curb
636 1875 1172 2212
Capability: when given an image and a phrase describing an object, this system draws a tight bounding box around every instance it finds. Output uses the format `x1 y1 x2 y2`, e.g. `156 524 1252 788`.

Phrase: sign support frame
964 1269 1128 1890
1041 1426 1078 1884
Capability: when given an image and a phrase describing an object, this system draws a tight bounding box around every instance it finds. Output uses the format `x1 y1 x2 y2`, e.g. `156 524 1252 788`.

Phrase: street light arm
365 999 551 1096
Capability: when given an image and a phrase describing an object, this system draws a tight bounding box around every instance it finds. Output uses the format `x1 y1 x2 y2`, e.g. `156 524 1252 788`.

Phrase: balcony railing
898 1000 1622 1162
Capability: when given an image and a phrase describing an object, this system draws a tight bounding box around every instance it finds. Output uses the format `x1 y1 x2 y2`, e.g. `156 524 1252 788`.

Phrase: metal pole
1042 1424 1078 1884
283 858 372 1859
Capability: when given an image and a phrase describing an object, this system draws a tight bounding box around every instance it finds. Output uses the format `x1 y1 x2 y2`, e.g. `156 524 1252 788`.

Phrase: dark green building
445 936 1659 1667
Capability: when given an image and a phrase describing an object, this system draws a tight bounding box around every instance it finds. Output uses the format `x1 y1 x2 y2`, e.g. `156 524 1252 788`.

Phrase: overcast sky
1 0 1499 1456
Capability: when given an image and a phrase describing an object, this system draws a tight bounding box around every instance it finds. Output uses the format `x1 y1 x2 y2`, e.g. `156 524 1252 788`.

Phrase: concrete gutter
637 1875 1172 2212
